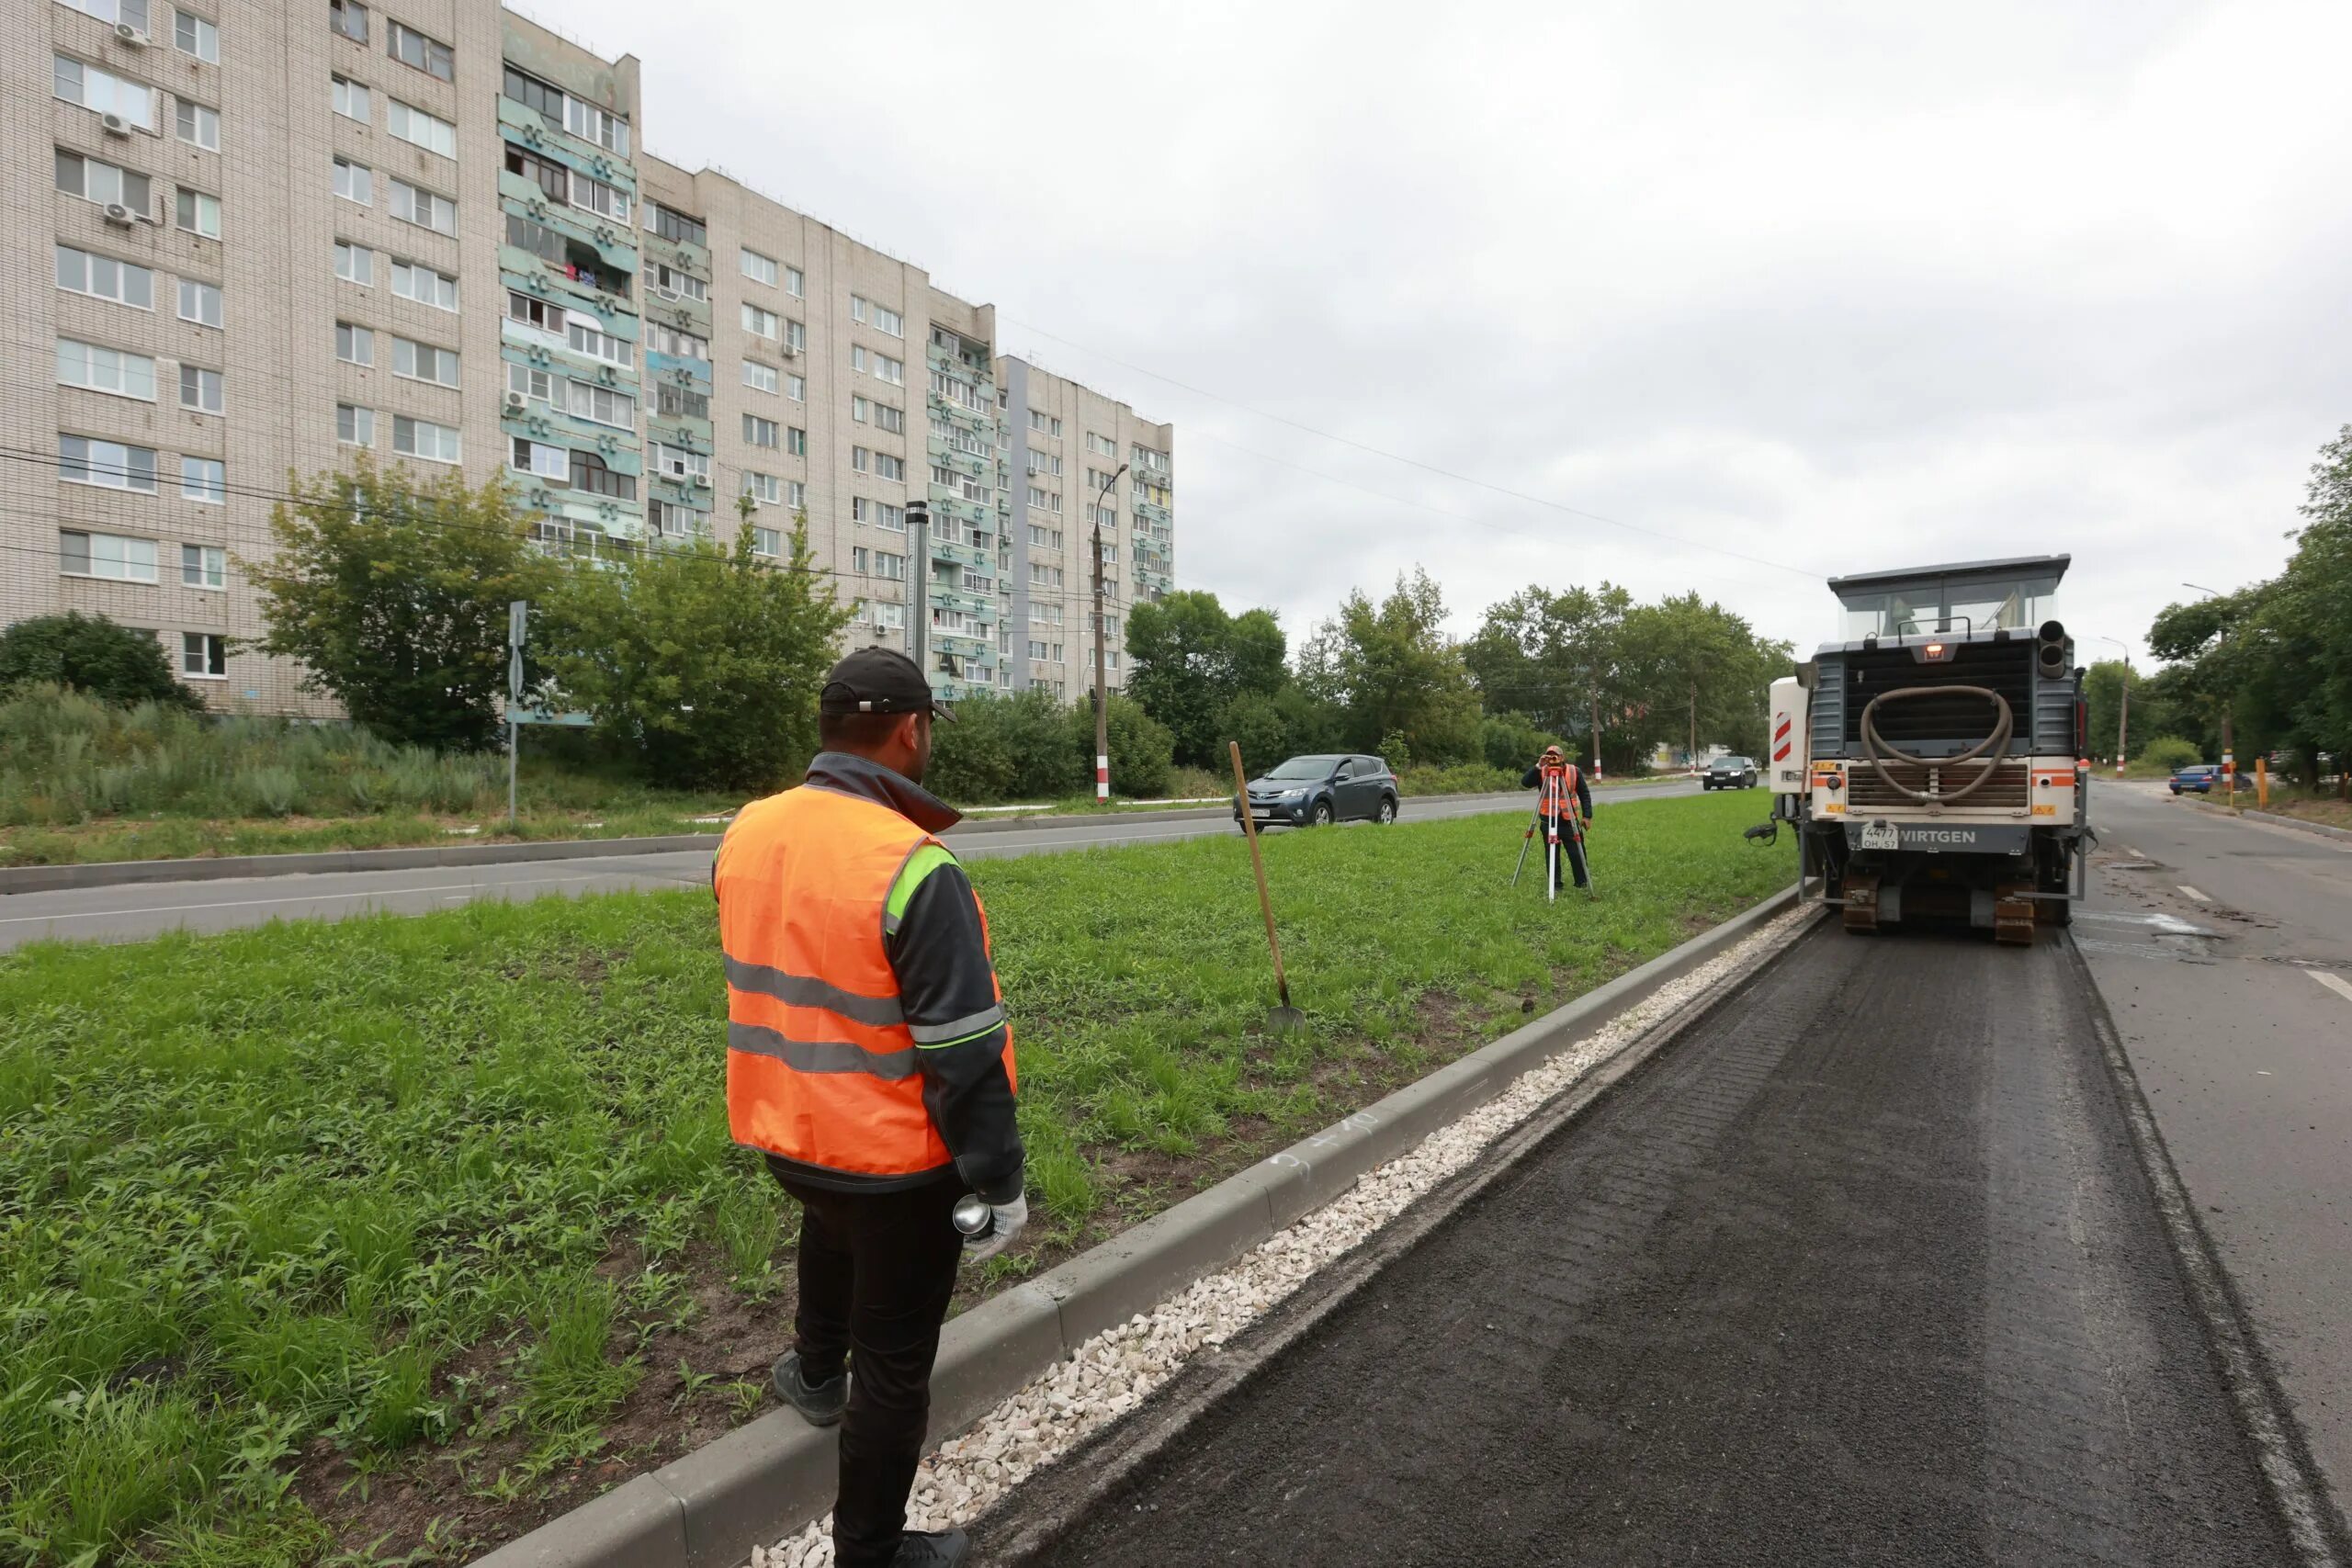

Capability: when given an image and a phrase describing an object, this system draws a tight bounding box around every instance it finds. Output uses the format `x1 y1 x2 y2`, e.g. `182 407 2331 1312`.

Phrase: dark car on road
2171 763 2224 795
1702 754 1758 790
1237 754 1400 829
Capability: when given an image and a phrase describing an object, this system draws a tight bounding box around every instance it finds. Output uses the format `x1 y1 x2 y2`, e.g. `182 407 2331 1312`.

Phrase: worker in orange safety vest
715 646 1023 1568
1520 744 1594 892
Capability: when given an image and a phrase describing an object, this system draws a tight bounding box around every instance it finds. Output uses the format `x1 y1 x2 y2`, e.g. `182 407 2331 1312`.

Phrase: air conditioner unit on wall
100 113 131 137
504 389 528 412
102 202 137 227
115 21 149 45
691 472 711 488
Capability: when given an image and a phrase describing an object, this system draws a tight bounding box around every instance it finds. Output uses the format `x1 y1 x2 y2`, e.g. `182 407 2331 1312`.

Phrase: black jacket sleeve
1521 765 1542 789
1575 769 1594 822
887 858 1025 1202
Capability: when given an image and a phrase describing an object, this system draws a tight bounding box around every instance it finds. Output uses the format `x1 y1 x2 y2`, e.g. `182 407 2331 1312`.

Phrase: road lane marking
2179 886 2211 902
2312 971 2352 1005
2126 845 2144 857
0 872 617 925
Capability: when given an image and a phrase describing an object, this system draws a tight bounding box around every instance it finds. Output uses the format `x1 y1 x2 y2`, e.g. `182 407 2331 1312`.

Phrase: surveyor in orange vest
1521 744 1594 891
715 646 1023 1568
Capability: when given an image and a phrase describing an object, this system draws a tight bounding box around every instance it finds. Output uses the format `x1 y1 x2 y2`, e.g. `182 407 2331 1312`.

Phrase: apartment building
996 357 1174 699
3 0 1171 714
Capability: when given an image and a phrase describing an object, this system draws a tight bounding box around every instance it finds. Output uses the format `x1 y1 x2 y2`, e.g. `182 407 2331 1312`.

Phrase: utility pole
508 600 527 826
2184 583 2232 801
1590 689 1603 783
1091 463 1128 802
2096 636 2131 777
910 501 931 679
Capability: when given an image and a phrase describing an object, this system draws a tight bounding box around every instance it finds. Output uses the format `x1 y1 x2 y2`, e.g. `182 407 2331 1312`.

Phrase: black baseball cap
819 646 957 722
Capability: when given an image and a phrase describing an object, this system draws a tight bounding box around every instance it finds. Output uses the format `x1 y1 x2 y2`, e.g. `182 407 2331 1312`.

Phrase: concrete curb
2175 795 2352 846
469 883 1803 1568
0 792 1562 897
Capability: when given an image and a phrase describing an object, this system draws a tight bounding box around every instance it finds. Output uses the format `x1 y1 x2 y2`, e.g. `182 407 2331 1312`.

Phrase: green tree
1217 690 1290 777
543 514 850 793
1068 694 1175 797
1300 568 1481 764
1125 592 1288 767
1464 583 1636 768
928 689 1081 804
246 459 557 751
0 613 203 710
1617 593 1791 762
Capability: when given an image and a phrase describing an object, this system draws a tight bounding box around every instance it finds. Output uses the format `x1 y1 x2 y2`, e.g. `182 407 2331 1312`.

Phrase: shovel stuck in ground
1228 740 1306 1034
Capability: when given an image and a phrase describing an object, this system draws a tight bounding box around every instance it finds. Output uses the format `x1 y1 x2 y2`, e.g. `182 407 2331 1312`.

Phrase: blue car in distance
2170 764 2224 795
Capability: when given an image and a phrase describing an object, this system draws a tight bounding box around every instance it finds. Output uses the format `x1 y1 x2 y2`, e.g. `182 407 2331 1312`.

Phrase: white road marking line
2179 885 2212 902
0 873 616 926
2126 845 2145 857
2311 971 2352 1005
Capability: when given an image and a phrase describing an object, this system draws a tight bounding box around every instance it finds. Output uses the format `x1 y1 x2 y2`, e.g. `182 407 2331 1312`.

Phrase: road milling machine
1756 556 2091 943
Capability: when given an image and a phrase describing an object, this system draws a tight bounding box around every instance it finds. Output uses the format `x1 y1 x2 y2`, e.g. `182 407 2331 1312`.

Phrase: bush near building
0 614 205 713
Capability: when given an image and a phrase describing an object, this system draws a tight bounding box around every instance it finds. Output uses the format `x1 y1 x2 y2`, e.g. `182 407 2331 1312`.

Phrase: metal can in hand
952 1193 991 1238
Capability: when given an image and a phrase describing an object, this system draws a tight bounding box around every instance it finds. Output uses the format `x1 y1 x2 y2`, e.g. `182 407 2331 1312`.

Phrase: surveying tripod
1511 761 1594 901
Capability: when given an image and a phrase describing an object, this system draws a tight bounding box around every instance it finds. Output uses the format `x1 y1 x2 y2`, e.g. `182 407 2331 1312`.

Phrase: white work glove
964 1192 1028 1264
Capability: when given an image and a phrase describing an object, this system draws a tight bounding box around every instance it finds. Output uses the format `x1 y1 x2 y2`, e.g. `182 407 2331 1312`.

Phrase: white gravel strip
751 906 1810 1567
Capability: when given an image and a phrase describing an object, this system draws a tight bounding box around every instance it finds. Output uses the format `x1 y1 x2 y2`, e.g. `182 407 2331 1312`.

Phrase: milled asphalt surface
2074 780 2352 1521
1012 919 2303 1567
0 780 1701 949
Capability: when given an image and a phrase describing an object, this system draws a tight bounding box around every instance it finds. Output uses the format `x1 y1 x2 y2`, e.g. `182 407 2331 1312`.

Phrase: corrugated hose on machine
1859 685 2014 805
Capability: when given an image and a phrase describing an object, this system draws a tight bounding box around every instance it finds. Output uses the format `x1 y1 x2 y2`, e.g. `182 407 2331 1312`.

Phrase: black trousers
771 1168 964 1568
1538 816 1589 889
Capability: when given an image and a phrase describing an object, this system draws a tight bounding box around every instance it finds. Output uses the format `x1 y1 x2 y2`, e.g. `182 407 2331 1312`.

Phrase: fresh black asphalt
1012 921 2302 1566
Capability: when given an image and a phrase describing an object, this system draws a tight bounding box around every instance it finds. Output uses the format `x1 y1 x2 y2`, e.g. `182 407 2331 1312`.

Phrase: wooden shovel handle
1228 741 1293 1009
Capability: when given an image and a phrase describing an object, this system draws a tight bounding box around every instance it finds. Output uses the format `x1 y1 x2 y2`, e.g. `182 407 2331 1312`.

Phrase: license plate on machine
1860 818 1901 851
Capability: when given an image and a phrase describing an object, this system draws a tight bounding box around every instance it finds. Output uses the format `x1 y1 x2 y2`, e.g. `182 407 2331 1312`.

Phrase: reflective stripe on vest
714 783 1009 1180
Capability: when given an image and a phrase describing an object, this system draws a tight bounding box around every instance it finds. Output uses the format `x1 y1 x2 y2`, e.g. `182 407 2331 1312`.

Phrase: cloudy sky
551 0 2352 665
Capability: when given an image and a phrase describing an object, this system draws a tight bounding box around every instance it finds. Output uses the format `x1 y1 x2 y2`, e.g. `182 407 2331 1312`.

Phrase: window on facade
568 381 635 427
740 248 778 286
390 178 456 235
570 450 634 499
651 444 709 480
650 264 706 301
648 205 707 248
56 245 153 310
931 370 981 411
61 0 152 26
1087 432 1116 457
336 403 374 446
387 98 456 157
178 278 222 327
55 338 154 400
568 169 629 223
507 289 564 333
874 551 907 581
391 259 458 310
391 336 458 388
182 632 226 678
852 446 870 473
574 321 642 367
874 453 905 481
1092 504 1116 530
641 323 706 361
53 56 155 130
174 187 221 238
506 363 551 403
332 73 370 122
564 96 627 154
509 436 567 479
743 472 782 505
175 99 220 151
743 414 779 449
329 0 367 42
876 402 908 435
61 529 158 581
333 156 371 205
56 151 152 214
180 456 225 503
60 435 158 492
179 364 223 413
741 360 779 395
387 19 451 79
656 382 709 420
741 303 778 340
750 527 781 558
392 414 459 462
181 543 226 588
335 321 373 365
787 427 808 457
779 374 800 402
1033 449 1065 477
174 8 219 61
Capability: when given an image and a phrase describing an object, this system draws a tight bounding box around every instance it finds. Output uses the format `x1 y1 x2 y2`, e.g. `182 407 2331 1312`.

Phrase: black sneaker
772 1351 846 1427
889 1530 970 1568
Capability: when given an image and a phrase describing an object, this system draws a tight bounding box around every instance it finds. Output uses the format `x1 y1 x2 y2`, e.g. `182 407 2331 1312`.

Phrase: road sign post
509 601 527 827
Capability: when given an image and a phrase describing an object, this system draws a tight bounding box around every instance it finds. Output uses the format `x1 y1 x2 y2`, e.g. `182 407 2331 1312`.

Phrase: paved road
1004 919 2306 1567
2075 779 2352 1521
0 780 1702 950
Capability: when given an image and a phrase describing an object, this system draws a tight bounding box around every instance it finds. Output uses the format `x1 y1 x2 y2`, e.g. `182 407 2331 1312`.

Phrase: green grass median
0 789 1789 1565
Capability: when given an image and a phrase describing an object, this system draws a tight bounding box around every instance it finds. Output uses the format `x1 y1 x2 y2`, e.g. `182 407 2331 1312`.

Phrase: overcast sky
548 0 2352 667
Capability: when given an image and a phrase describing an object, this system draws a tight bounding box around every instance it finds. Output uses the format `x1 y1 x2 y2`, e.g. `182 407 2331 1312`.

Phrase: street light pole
2183 582 2232 800
1091 462 1128 803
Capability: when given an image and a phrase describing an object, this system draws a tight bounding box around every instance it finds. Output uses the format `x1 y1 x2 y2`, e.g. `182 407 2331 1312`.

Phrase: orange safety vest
715 784 1014 1181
